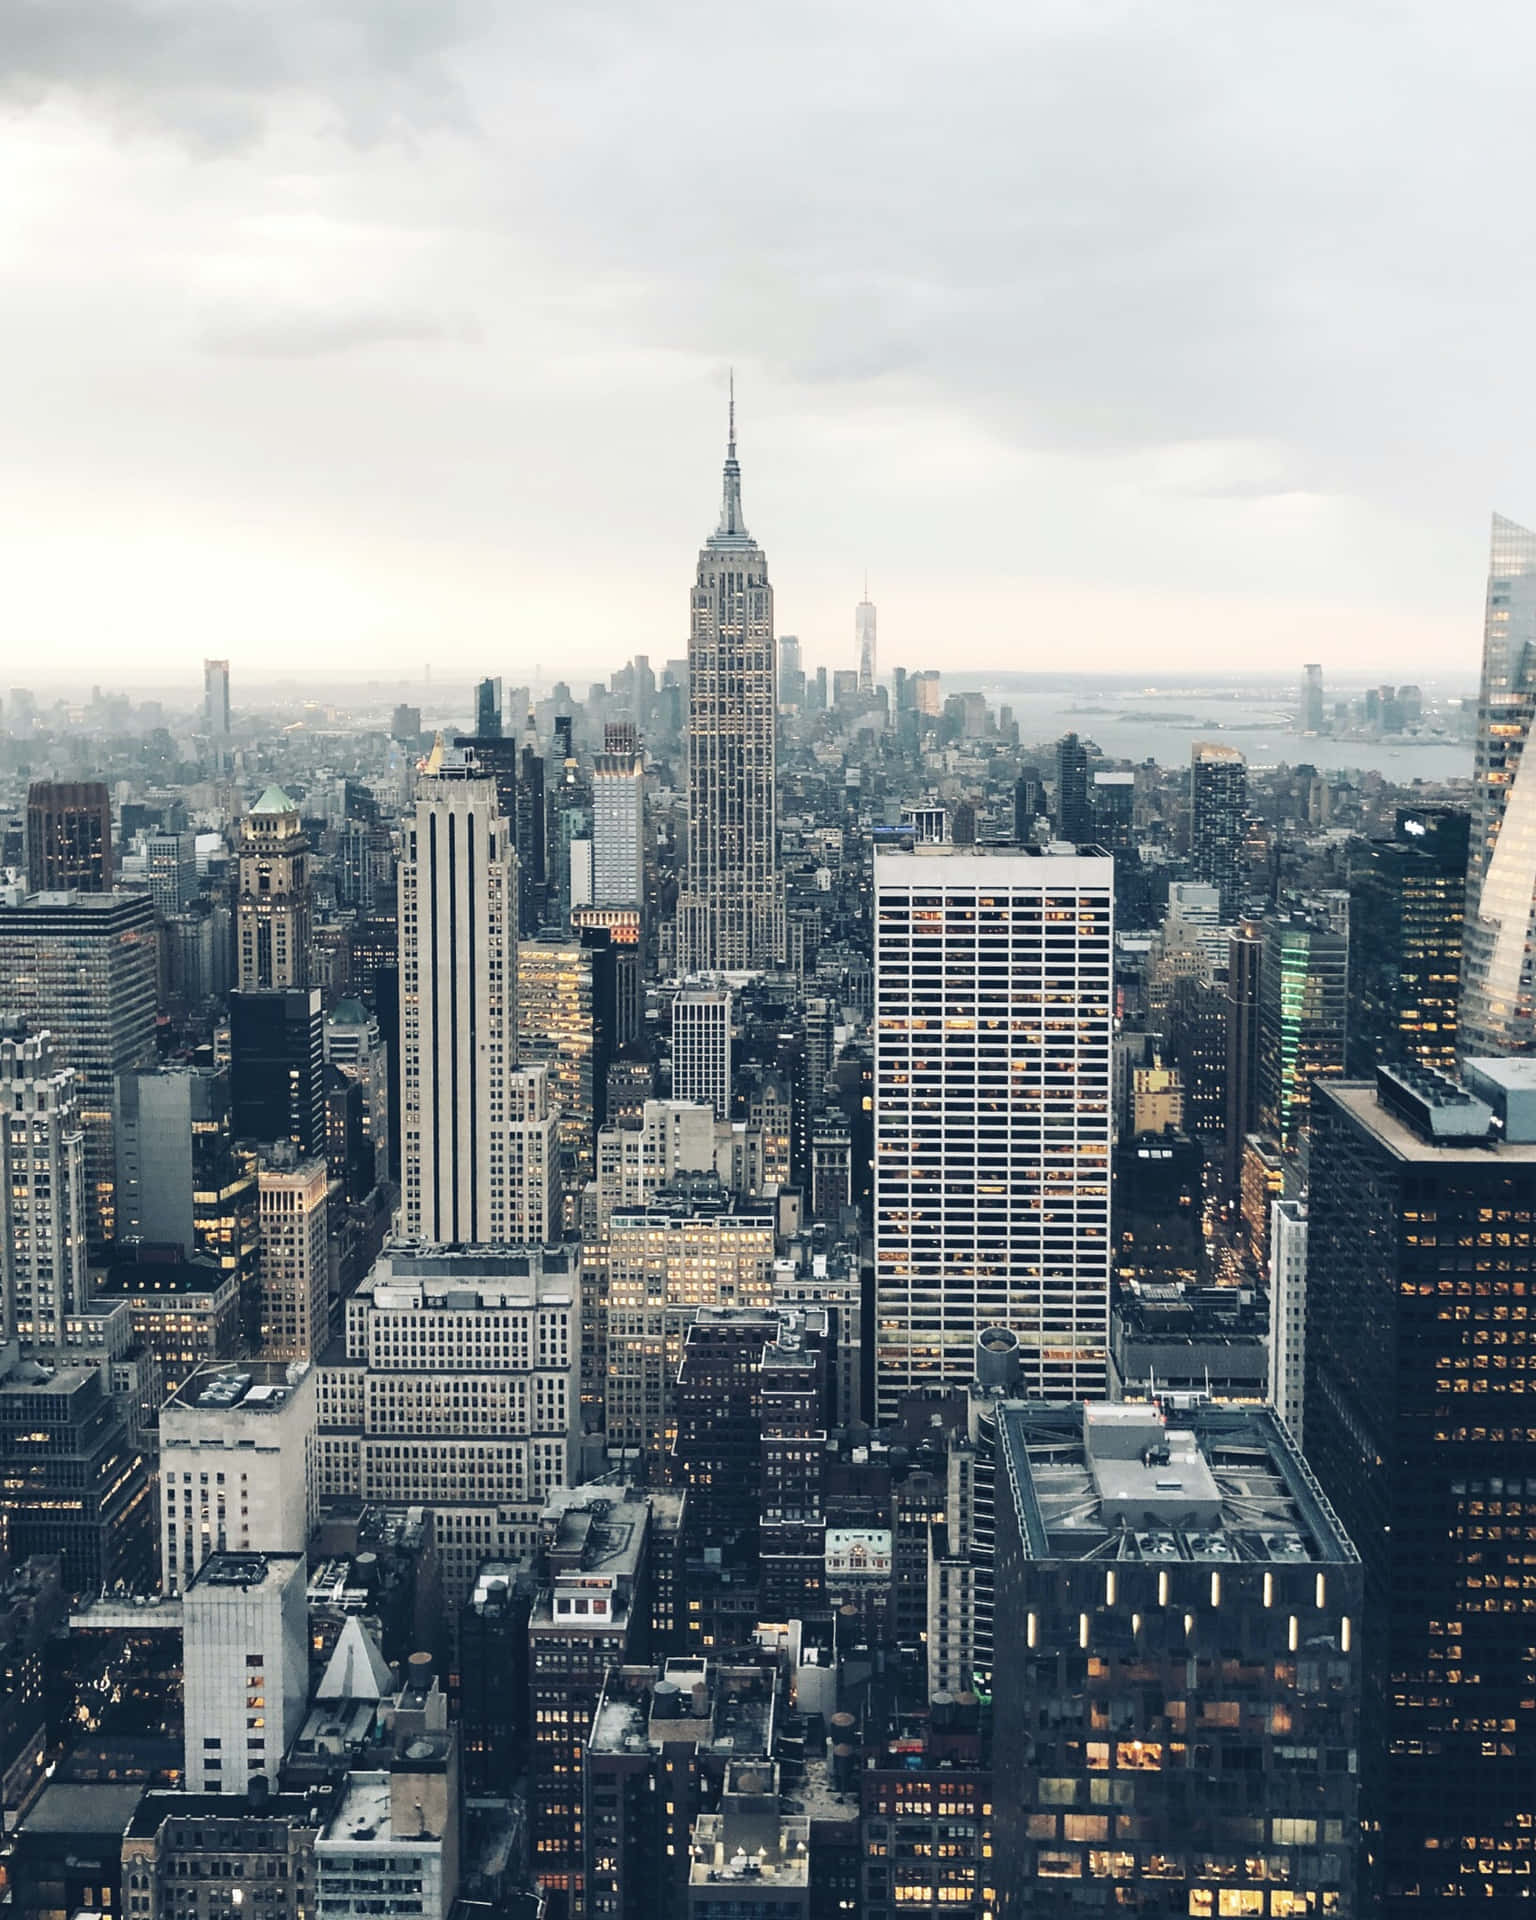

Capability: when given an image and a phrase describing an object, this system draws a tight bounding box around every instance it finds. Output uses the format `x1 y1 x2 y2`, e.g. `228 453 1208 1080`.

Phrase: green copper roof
250 784 297 815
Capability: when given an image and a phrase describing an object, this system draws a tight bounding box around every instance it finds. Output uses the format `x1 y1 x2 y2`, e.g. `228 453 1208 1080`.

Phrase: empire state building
678 390 785 972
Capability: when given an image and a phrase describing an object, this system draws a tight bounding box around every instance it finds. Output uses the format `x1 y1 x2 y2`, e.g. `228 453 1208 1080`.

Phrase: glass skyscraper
1461 512 1536 1055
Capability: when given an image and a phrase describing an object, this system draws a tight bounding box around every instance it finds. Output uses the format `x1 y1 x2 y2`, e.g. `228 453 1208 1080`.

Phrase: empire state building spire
679 378 785 972
716 370 748 542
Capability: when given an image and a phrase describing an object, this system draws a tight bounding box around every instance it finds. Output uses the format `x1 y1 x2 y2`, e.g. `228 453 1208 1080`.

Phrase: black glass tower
1347 806 1467 1078
1306 1066 1536 1914
228 987 324 1153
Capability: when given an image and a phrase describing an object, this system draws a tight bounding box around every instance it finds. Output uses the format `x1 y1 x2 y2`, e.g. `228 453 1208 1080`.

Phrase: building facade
25 780 112 893
236 787 311 992
672 985 732 1121
873 847 1114 1415
0 1033 87 1349
677 394 784 971
1190 741 1248 917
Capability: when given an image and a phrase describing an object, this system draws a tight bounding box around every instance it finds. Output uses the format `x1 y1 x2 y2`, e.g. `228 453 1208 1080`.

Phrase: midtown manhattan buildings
677 395 784 972
399 753 555 1245
873 846 1114 1416
1460 513 1536 1055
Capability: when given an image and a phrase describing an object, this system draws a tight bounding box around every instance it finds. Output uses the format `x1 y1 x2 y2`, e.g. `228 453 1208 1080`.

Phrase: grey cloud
0 0 488 142
200 304 483 357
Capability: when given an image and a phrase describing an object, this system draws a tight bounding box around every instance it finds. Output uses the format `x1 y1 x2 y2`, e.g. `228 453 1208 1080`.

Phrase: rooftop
19 1781 146 1835
188 1550 304 1595
999 1402 1357 1567
1324 1080 1536 1166
166 1360 308 1416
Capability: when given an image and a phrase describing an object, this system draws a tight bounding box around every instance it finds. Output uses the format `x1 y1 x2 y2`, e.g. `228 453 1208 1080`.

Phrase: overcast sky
2 0 1531 687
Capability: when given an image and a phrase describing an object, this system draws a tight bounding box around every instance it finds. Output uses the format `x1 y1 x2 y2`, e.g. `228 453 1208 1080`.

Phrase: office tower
237 786 311 990
146 828 197 918
94 1247 243 1422
856 589 877 696
1306 1066 1536 1912
203 657 231 742
911 668 941 717
518 937 607 1218
591 746 645 909
1258 917 1348 1149
1091 768 1135 851
873 847 1114 1416
0 889 157 1245
529 1487 651 1904
1348 806 1468 1077
1013 766 1045 843
25 779 112 892
1221 926 1262 1203
0 1347 155 1594
1299 661 1325 733
391 702 422 744
324 999 390 1187
182 1550 308 1794
677 389 784 972
315 1247 580 1604
1190 740 1248 916
991 1400 1361 1920
474 674 503 739
1053 732 1093 843
256 1154 330 1360
399 755 529 1243
671 985 732 1120
229 986 325 1154
1460 517 1536 1053
778 631 805 706
0 1033 87 1349
1268 1197 1307 1445
604 1200 776 1473
159 1359 319 1594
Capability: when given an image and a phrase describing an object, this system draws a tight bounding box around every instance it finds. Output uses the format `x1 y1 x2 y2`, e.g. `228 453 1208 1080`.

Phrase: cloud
0 0 1529 676
200 303 481 357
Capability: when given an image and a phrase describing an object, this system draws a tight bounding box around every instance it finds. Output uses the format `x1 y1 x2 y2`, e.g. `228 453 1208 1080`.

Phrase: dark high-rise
1013 765 1045 843
1190 741 1248 916
474 674 503 739
1258 916 1348 1151
1221 927 1262 1202
1306 1065 1536 1914
1348 806 1467 1078
228 988 324 1154
25 780 112 892
992 1399 1361 1920
1054 732 1093 843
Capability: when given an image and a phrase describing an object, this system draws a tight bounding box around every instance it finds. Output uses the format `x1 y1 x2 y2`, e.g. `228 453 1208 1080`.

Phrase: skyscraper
474 675 503 739
0 1032 87 1349
399 753 555 1244
1053 733 1093 843
203 658 231 743
229 988 325 1155
1306 1065 1536 1912
1190 741 1248 916
856 588 877 697
1348 806 1467 1077
1460 513 1536 1056
677 387 784 972
1258 916 1348 1150
25 780 112 893
591 746 645 910
671 984 732 1121
873 846 1114 1416
1299 661 1325 733
146 828 197 918
0 889 159 1244
236 787 311 991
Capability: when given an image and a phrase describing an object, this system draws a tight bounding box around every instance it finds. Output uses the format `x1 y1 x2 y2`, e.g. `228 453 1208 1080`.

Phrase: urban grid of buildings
0 405 1527 1920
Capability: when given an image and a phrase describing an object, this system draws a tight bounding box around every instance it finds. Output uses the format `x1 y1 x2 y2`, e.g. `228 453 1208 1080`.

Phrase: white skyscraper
672 985 732 1120
1461 513 1536 1055
591 748 645 909
677 386 784 971
856 589 877 697
400 752 554 1244
873 846 1114 1417
0 1031 87 1348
